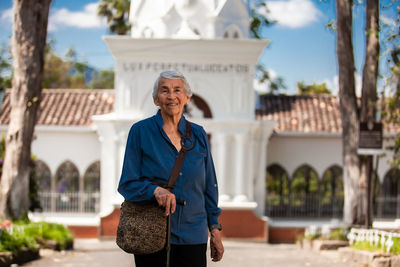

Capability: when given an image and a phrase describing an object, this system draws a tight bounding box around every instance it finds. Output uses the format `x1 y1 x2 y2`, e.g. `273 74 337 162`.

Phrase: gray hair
152 70 193 99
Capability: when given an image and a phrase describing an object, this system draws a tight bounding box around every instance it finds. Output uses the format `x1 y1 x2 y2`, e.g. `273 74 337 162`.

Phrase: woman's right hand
153 186 176 216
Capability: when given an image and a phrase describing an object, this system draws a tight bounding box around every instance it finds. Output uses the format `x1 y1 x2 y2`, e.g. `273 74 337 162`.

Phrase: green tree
42 51 71 88
90 69 114 89
0 44 12 88
381 4 400 167
250 2 285 94
42 46 90 89
336 0 380 226
0 0 52 220
297 81 332 95
249 1 275 39
64 47 88 89
98 0 131 35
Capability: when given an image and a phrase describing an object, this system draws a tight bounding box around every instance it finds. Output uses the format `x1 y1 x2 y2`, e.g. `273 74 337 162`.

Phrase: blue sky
0 0 398 95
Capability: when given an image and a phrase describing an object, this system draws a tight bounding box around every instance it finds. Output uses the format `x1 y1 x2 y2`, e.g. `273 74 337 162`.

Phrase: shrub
328 228 348 241
352 237 400 255
0 221 73 252
0 228 37 253
19 222 73 250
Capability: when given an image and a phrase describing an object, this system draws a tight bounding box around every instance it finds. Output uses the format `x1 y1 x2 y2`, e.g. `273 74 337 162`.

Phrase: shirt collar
155 109 187 136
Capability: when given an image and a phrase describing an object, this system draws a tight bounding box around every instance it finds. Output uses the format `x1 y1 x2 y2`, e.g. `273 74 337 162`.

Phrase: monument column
93 120 119 217
233 133 247 202
211 131 230 201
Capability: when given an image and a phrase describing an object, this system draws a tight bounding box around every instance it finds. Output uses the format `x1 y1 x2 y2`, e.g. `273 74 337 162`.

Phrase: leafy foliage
0 43 12 88
301 228 348 241
249 1 275 39
41 45 114 89
380 3 400 167
4 39 114 90
352 237 400 255
297 81 332 95
255 64 286 94
328 228 348 241
21 222 73 250
90 69 115 89
0 228 37 253
0 221 73 253
98 0 131 35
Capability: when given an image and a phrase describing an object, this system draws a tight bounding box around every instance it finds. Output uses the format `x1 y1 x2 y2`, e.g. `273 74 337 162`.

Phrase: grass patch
352 237 400 255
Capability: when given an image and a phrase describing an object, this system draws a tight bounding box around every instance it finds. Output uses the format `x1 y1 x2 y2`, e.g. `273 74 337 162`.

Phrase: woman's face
154 78 190 118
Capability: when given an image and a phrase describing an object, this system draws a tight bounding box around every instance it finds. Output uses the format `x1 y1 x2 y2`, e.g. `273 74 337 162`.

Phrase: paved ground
22 238 363 267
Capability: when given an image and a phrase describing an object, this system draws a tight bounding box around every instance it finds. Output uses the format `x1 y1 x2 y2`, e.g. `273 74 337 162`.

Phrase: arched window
223 24 242 39
142 27 154 38
321 165 343 217
376 168 400 218
266 164 289 198
382 168 400 197
321 166 343 201
83 161 100 193
83 161 100 212
183 94 213 119
265 164 289 217
32 160 51 192
291 165 319 195
290 165 319 217
55 161 79 193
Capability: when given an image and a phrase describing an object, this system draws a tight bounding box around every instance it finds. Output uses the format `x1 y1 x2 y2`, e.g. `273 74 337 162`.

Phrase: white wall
32 127 101 176
0 126 101 177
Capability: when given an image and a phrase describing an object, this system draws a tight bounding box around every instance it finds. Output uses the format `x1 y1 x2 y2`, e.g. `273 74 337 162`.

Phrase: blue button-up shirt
118 110 221 245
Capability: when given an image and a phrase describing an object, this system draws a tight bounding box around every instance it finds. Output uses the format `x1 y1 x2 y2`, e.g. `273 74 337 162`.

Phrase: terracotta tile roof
256 94 398 134
0 89 114 126
0 90 397 134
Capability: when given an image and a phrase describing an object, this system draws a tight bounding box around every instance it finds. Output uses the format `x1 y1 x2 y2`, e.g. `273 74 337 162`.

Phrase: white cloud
49 3 107 31
259 0 321 29
322 76 338 96
323 72 362 97
380 15 395 26
1 8 13 24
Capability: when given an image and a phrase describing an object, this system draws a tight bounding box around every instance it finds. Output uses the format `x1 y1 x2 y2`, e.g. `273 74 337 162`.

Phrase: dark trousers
134 244 207 267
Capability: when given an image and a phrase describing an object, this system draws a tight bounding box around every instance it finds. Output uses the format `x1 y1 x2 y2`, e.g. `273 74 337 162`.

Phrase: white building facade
0 0 398 241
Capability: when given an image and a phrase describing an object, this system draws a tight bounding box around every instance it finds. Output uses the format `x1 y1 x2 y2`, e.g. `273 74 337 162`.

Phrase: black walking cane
166 199 186 267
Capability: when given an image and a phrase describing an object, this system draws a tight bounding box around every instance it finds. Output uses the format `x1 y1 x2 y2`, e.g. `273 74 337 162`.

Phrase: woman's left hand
210 229 224 262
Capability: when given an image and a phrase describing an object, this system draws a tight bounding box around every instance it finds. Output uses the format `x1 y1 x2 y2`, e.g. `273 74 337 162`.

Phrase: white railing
37 191 100 213
347 228 400 253
265 194 400 219
265 194 344 218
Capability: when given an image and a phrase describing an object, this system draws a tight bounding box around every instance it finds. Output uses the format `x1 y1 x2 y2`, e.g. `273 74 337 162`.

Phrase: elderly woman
118 70 224 267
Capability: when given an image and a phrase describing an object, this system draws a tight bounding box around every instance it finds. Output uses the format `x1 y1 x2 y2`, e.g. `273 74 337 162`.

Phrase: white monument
94 0 276 238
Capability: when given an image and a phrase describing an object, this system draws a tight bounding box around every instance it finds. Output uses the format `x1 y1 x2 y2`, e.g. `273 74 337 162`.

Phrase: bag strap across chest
166 121 193 190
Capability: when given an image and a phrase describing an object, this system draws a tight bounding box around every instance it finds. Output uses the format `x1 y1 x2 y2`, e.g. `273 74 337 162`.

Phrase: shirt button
179 172 183 176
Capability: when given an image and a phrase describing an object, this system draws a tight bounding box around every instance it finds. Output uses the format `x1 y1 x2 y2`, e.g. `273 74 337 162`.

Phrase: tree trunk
0 0 51 220
336 0 362 226
359 0 379 228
